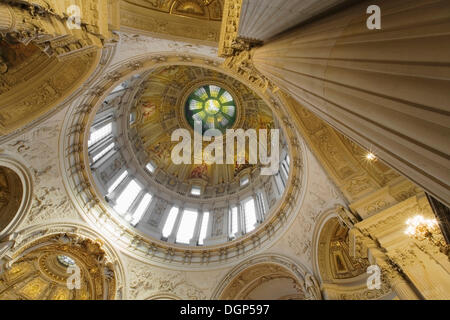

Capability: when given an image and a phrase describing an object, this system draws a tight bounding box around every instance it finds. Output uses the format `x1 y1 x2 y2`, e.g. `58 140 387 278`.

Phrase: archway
212 254 321 300
0 156 32 238
312 212 393 299
317 217 368 282
0 166 22 232
219 263 305 300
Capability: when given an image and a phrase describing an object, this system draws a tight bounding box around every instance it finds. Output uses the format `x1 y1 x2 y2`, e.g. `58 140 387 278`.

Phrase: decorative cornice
223 49 278 94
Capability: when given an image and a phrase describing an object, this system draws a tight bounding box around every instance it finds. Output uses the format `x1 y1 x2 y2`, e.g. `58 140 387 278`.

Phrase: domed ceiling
85 61 296 252
130 65 276 189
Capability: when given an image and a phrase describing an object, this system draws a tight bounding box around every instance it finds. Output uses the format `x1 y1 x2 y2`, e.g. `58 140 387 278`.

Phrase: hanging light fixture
405 215 449 255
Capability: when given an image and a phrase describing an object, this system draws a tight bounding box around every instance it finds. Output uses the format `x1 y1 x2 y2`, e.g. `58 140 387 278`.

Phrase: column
370 246 421 300
388 240 450 299
250 0 450 206
254 192 264 223
205 209 215 240
108 175 132 201
260 188 270 216
204 208 228 245
136 197 156 228
222 208 229 239
238 202 245 235
142 198 169 240
350 195 450 299
89 137 115 166
190 210 204 246
168 207 183 243
125 190 146 221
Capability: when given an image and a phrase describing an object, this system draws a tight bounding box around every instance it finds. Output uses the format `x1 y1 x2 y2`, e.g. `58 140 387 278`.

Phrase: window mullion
168 207 183 243
190 210 203 245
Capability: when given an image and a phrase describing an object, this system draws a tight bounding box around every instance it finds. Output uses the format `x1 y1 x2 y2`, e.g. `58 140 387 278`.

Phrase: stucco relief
1 115 80 226
126 259 225 300
272 150 345 268
111 33 220 67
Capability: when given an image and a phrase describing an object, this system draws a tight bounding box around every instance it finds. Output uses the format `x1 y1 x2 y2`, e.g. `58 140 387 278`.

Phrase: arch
311 208 393 299
146 293 182 300
318 217 369 282
211 253 321 300
312 208 368 284
0 155 33 238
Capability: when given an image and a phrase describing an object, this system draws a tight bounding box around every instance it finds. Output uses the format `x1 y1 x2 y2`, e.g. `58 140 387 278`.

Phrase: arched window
111 83 127 93
162 207 179 238
129 111 136 124
114 179 141 215
281 159 289 183
88 122 112 147
240 175 249 187
243 197 257 233
108 170 128 194
176 209 198 244
145 162 156 173
131 193 152 226
92 142 115 163
198 211 210 245
190 186 201 196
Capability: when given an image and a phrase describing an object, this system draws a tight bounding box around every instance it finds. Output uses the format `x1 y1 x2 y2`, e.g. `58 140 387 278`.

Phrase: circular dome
129 65 272 193
81 61 302 258
185 85 236 134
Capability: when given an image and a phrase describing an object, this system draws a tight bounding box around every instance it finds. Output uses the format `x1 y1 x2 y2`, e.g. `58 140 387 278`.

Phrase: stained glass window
185 85 237 134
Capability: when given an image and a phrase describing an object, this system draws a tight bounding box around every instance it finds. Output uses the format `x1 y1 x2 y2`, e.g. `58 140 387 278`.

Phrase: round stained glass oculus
185 85 237 134
57 254 76 267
